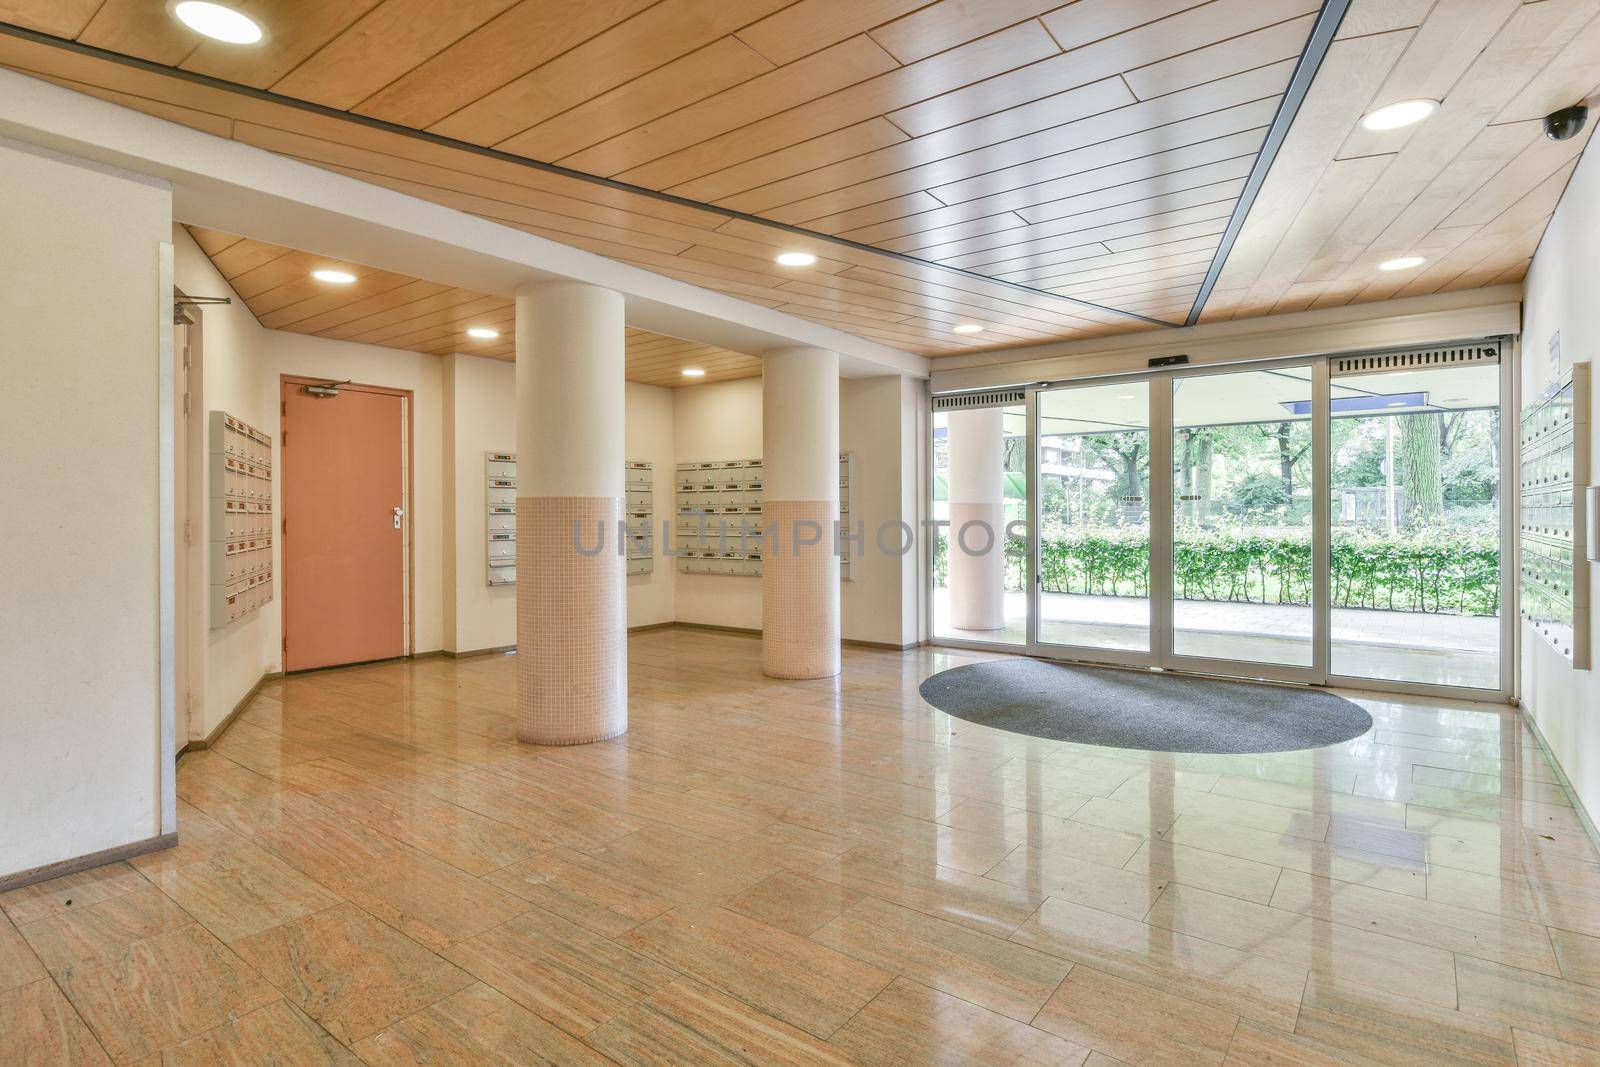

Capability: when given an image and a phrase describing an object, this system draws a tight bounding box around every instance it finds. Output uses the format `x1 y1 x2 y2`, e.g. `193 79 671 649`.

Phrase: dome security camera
1544 104 1588 141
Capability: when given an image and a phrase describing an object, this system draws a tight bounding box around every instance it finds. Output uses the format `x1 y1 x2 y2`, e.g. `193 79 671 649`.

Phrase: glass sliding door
1168 365 1319 675
1328 357 1503 690
1034 380 1152 660
931 398 1029 645
929 345 1508 698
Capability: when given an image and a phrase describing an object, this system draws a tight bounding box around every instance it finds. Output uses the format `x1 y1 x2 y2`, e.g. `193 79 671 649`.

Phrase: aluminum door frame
1027 373 1162 670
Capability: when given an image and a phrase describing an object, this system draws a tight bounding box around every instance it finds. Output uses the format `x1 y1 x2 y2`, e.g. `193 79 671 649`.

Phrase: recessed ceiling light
681 368 706 378
1378 256 1426 272
169 1 265 44
466 327 499 339
951 323 984 334
1116 394 1135 400
1360 99 1437 131
311 269 356 284
775 251 816 267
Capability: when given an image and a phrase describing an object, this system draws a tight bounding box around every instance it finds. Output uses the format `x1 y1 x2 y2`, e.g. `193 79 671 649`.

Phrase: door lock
393 506 405 529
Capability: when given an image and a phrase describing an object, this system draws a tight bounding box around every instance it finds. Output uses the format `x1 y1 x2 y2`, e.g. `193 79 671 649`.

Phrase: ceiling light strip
0 20 1176 331
1182 0 1355 328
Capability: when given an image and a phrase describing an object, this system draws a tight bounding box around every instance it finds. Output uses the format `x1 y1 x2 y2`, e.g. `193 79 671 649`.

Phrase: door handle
393 506 405 529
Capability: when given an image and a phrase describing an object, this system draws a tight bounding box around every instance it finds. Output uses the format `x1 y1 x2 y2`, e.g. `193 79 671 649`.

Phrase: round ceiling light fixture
466 327 499 339
775 251 817 267
951 323 984 334
681 368 706 378
1360 99 1437 131
1377 256 1426 272
311 269 356 284
169 1 265 44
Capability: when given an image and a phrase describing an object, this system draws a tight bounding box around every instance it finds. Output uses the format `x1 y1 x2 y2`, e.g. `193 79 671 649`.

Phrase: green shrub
935 526 1498 616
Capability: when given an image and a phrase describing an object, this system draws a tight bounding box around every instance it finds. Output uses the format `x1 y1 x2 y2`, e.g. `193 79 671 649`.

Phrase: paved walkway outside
934 590 1501 690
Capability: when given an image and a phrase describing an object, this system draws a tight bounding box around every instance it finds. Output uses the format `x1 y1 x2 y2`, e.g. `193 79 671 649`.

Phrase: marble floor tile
983 844 1166 920
137 842 343 944
17 886 195 976
620 904 893 1039
1010 895 1307 1031
354 982 611 1065
829 976 1086 1066
47 922 278 1062
1549 925 1600 988
0 978 112 1065
152 1000 360 1066
232 902 473 1045
812 845 1047 937
723 869 861 938
1033 965 1235 1066
1146 883 1459 1008
1269 870 1561 975
1121 838 1285 905
9 634 1588 1064
0 910 45 993
445 906 678 1038
1221 1020 1356 1066
1293 974 1517 1066
311 785 555 876
583 977 851 1066
1512 1026 1600 1065
810 895 1071 1022
0 862 150 926
1456 954 1600 1052
935 799 1145 868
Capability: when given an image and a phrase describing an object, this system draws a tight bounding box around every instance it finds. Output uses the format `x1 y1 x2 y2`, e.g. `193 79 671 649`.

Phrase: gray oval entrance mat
919 659 1372 754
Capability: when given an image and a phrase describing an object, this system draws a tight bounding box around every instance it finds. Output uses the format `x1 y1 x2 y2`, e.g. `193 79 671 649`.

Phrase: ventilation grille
933 389 1026 411
1331 341 1501 377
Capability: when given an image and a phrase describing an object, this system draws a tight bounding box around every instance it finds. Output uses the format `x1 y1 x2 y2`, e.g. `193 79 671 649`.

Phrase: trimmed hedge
935 528 1498 616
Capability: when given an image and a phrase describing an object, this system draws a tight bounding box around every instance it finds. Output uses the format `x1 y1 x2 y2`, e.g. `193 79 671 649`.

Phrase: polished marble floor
3 629 1598 1064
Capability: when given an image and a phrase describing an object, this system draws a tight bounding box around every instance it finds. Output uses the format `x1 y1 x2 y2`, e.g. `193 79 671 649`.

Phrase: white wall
440 360 676 653
174 225 447 735
444 353 517 653
673 378 767 630
1520 139 1600 826
626 381 677 629
0 140 171 877
672 374 922 643
174 229 273 741
841 376 923 647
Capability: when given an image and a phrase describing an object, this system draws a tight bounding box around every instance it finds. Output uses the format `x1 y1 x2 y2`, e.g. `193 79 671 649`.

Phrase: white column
946 407 1006 631
762 346 841 679
515 281 626 744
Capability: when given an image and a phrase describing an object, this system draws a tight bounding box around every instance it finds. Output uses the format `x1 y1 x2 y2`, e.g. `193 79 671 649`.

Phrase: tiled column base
762 499 841 680
516 496 626 744
947 500 1006 630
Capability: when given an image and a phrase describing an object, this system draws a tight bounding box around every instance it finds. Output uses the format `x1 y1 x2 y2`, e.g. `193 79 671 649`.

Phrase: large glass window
1171 367 1314 669
931 401 1027 644
1329 362 1501 688
929 349 1505 696
1036 381 1151 653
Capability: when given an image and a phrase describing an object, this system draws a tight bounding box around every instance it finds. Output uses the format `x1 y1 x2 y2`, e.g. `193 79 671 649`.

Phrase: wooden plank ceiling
1 0 1595 358
186 226 762 387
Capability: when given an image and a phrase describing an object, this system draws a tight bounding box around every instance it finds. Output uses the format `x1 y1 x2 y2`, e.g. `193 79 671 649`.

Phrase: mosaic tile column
762 346 841 679
946 406 1006 631
514 282 626 744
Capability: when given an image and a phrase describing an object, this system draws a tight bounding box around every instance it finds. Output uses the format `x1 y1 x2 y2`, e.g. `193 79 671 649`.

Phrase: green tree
1260 421 1310 508
1083 432 1147 520
1399 412 1443 527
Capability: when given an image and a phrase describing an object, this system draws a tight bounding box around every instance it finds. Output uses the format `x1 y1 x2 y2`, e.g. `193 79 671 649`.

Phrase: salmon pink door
281 380 408 672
